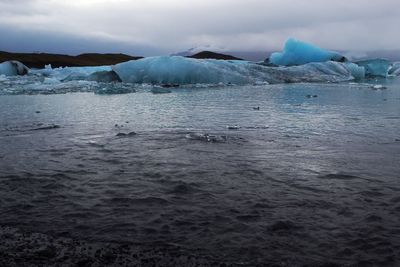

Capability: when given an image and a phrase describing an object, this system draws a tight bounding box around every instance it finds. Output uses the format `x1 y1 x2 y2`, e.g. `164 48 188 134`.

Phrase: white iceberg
269 38 345 66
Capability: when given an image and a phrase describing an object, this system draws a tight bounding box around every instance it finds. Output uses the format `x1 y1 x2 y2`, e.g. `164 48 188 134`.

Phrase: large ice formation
113 56 360 85
355 59 391 77
113 56 252 85
269 38 346 66
0 61 29 76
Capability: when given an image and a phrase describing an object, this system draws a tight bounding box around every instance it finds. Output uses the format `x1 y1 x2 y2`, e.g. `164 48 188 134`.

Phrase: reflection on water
0 82 400 266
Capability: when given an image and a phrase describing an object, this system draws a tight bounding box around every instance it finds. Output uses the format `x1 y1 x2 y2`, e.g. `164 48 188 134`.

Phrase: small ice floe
253 81 269 86
371 84 387 90
227 125 240 130
306 94 318 98
30 124 60 131
185 133 227 143
116 132 136 137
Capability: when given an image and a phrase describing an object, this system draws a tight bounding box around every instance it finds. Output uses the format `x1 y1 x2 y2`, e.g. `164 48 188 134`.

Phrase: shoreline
0 51 243 70
0 225 235 267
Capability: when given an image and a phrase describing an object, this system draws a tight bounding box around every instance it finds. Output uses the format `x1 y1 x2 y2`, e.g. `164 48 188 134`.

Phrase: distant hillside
0 51 142 68
188 51 243 60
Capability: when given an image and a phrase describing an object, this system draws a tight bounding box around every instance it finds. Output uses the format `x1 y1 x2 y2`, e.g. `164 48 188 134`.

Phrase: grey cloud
0 0 399 55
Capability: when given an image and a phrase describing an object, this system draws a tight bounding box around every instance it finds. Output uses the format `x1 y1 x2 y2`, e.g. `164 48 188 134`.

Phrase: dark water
1 82 400 266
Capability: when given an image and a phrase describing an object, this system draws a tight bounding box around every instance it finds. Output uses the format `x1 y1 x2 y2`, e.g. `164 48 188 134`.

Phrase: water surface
0 82 399 266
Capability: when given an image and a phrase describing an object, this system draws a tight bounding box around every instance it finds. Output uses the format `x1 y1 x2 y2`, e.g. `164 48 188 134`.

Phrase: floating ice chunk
269 38 345 66
355 59 391 77
371 85 386 90
227 125 240 130
0 61 29 76
185 133 227 143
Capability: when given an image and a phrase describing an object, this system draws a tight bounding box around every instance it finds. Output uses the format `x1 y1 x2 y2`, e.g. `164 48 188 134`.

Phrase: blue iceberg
113 56 254 85
113 56 359 85
0 61 29 76
355 59 391 77
269 38 345 66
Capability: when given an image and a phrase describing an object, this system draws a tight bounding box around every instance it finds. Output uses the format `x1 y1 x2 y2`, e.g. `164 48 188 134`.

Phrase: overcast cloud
0 0 399 56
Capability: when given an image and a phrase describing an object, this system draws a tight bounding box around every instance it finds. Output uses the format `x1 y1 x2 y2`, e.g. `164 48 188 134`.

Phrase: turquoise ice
270 38 345 66
113 56 359 85
0 61 29 76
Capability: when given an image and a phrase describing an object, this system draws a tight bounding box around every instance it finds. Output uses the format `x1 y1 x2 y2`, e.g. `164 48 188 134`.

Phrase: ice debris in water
371 85 386 90
269 38 346 66
94 84 136 95
227 125 240 130
355 59 391 77
186 133 228 143
0 61 29 76
116 132 136 137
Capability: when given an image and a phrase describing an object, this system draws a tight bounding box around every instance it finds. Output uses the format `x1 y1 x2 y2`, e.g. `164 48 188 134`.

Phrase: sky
0 0 399 56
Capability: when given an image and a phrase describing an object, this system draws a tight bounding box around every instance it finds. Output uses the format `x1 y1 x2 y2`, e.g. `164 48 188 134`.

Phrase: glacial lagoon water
0 81 400 266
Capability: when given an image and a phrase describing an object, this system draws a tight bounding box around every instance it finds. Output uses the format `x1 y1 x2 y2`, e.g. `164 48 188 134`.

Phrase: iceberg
113 56 254 85
355 59 391 77
269 38 346 66
113 56 359 85
0 61 29 76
